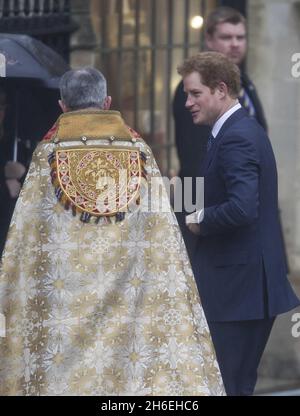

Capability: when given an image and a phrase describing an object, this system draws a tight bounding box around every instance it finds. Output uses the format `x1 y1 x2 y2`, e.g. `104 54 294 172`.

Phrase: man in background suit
173 7 268 261
178 51 300 395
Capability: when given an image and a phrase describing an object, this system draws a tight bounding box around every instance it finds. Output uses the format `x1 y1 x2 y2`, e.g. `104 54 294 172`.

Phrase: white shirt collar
211 102 241 138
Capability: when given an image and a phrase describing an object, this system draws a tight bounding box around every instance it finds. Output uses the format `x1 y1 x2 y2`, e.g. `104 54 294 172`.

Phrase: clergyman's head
59 67 111 112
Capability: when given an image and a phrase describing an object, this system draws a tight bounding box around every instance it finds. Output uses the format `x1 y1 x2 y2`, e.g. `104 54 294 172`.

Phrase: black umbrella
0 33 69 88
0 34 70 160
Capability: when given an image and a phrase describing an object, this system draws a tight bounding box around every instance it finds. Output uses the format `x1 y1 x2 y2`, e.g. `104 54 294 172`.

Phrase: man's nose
185 96 193 108
231 37 240 48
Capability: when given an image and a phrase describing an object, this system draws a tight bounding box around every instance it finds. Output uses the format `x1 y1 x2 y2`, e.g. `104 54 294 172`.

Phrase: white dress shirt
211 101 241 139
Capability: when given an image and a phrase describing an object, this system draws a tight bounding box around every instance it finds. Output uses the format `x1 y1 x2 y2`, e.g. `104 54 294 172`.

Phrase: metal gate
95 0 217 175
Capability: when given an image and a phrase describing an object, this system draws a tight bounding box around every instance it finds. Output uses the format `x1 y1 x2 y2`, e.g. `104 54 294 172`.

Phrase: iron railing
0 0 77 62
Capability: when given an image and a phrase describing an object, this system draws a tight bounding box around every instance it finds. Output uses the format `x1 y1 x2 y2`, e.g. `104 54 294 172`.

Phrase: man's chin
192 115 205 125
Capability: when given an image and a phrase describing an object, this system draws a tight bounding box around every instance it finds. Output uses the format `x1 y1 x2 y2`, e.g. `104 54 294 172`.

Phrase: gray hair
59 67 107 111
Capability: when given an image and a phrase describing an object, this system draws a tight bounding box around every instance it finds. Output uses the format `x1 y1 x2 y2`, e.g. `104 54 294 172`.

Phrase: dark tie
207 133 214 151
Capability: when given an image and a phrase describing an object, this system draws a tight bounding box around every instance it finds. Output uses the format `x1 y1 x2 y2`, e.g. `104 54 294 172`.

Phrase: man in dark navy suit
178 51 300 396
173 7 268 261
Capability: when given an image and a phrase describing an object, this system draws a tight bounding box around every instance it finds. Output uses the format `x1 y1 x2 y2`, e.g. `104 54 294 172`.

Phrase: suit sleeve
200 135 260 236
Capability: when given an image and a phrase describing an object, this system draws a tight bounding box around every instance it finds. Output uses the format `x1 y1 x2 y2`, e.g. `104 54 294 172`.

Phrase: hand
185 211 202 235
186 222 201 235
5 178 21 198
5 161 26 180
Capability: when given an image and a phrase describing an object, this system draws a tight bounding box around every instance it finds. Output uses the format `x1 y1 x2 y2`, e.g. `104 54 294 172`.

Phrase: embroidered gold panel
54 147 141 216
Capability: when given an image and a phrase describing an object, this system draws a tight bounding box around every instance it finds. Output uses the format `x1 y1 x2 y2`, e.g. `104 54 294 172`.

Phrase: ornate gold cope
0 111 225 396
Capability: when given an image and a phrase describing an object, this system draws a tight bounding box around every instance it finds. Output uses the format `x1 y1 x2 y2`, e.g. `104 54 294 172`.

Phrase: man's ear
58 100 68 113
103 96 112 110
216 82 228 99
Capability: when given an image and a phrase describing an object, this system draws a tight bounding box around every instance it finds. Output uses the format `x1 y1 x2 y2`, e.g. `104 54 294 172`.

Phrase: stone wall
248 0 300 277
248 0 300 393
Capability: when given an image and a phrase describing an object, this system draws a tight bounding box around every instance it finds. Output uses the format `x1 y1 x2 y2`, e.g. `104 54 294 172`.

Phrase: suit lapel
202 108 248 173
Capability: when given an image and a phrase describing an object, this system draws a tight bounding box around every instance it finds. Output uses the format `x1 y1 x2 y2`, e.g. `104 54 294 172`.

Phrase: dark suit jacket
193 108 299 322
